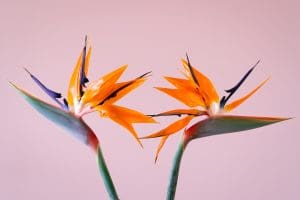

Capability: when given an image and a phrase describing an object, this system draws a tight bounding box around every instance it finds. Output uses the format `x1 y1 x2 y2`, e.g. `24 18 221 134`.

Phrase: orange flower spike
142 57 289 200
143 57 287 164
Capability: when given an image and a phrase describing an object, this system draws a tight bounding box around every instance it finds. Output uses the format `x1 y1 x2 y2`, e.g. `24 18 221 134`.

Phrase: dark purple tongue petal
24 68 68 110
220 60 260 108
185 53 200 86
80 36 89 86
78 35 90 98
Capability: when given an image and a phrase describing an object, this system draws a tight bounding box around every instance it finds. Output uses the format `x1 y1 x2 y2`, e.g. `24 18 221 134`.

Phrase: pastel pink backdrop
1 0 299 199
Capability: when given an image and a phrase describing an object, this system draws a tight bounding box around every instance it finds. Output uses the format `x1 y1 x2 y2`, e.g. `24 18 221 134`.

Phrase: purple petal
24 68 68 110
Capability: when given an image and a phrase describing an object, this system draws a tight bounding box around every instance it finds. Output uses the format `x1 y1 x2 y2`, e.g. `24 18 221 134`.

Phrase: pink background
1 0 299 199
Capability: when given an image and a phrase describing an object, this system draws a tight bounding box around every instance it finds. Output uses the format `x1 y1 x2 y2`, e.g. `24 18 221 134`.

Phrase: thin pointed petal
25 68 61 98
162 76 206 107
85 46 92 76
24 68 66 110
185 53 200 86
81 65 128 106
10 82 98 149
80 37 88 86
97 105 147 147
220 61 260 108
102 65 128 83
97 105 156 123
99 72 149 106
67 51 82 107
224 78 269 112
155 87 204 107
149 109 206 117
181 59 219 106
164 76 194 90
80 46 92 86
185 115 291 139
155 135 169 163
141 115 194 139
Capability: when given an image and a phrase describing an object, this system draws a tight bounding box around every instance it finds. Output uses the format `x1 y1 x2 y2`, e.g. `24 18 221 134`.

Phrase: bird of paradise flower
141 55 290 200
10 37 155 200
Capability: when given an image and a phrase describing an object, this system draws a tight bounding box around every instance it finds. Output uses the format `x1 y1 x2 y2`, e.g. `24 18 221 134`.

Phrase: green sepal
187 115 290 139
10 82 92 145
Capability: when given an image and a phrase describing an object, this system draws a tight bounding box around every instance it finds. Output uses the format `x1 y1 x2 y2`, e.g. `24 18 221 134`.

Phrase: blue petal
24 68 68 110
80 35 89 87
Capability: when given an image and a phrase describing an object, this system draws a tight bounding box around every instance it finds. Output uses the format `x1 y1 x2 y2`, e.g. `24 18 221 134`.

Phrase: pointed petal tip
9 81 25 93
273 117 293 122
180 58 187 63
138 135 149 139
120 64 129 69
136 139 144 148
148 118 159 123
8 81 15 87
139 71 152 79
154 156 158 163
224 77 270 112
10 81 93 146
23 67 31 75
249 60 261 71
187 115 292 139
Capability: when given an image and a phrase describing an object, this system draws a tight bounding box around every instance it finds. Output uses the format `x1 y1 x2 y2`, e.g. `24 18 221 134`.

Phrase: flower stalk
97 145 120 200
167 136 187 200
141 56 290 199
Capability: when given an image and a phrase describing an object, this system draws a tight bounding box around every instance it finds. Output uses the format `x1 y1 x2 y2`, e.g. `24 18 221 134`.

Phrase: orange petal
141 115 194 139
181 59 219 106
97 105 155 146
81 65 128 106
224 78 269 112
164 76 195 90
163 76 207 107
155 87 205 107
100 73 149 106
102 65 128 83
98 105 156 123
154 135 169 163
150 108 206 117
67 51 83 107
84 46 92 76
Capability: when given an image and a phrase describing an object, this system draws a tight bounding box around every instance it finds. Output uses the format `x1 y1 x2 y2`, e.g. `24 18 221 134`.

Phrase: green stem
167 137 187 200
97 146 120 200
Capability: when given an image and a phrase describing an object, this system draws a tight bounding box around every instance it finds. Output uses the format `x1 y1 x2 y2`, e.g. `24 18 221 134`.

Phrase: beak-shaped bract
10 82 99 151
185 115 290 140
